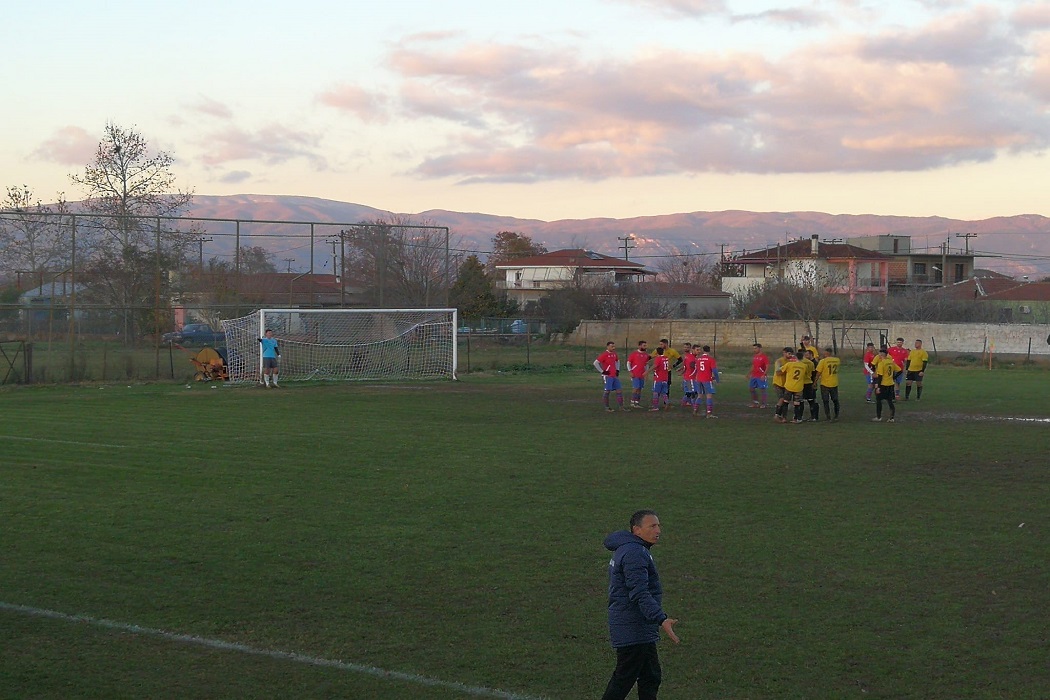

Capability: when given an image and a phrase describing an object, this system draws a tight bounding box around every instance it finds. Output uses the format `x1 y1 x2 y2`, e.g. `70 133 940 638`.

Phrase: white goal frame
221 308 458 383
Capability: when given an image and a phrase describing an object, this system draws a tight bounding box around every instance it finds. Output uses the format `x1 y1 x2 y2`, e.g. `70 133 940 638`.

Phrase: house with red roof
721 235 892 305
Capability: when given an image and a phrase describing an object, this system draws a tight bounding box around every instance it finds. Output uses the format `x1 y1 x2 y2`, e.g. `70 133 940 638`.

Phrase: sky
6 0 1050 223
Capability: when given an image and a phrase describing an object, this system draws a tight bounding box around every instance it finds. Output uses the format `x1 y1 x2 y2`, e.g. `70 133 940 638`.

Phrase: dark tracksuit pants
602 642 662 700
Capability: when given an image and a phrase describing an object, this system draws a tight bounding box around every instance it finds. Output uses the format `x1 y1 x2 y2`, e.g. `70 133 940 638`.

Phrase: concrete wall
568 319 1050 358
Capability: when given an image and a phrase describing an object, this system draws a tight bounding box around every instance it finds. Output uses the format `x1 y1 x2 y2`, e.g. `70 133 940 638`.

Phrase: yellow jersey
873 357 899 387
801 358 816 385
907 348 929 372
815 356 841 388
772 357 786 387
781 359 808 393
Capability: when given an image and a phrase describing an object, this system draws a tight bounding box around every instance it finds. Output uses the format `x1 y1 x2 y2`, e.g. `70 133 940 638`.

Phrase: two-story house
721 235 891 304
849 234 976 290
495 249 651 308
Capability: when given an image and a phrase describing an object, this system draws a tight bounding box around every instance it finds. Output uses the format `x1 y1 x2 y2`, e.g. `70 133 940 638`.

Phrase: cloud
31 126 97 165
197 125 327 169
218 170 252 184
191 96 234 120
316 84 388 122
375 5 1050 182
731 7 830 28
614 0 727 18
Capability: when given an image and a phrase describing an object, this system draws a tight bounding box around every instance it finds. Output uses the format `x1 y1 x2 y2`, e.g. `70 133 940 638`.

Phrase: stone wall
568 319 1050 358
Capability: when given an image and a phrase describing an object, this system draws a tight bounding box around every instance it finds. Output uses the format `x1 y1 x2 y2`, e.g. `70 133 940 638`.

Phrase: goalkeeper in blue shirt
259 328 281 388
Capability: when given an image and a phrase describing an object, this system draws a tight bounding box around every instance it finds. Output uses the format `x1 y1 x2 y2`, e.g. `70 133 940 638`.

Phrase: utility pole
942 238 949 286
617 234 636 261
194 236 213 273
955 232 977 254
283 258 295 273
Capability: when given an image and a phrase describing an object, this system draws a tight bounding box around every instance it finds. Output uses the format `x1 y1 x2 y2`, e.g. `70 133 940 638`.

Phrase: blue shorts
631 377 645 390
682 379 695 394
603 376 622 392
696 381 716 395
748 377 767 390
653 381 669 396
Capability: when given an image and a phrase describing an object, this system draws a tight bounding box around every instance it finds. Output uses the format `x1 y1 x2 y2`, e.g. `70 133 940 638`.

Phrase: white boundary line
0 435 128 449
0 601 547 700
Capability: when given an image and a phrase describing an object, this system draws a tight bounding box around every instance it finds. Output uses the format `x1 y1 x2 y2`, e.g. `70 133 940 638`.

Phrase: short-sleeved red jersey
695 353 717 382
627 350 650 379
652 355 670 382
681 352 697 380
888 345 909 369
750 352 769 378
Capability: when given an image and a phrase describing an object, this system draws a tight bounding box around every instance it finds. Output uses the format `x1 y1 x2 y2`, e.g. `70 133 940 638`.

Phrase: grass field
1 362 1048 699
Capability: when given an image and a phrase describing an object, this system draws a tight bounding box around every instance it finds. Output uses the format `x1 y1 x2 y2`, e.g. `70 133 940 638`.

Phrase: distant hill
185 194 1050 277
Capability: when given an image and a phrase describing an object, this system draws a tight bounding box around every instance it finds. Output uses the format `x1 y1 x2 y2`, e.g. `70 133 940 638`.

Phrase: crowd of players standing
593 335 930 423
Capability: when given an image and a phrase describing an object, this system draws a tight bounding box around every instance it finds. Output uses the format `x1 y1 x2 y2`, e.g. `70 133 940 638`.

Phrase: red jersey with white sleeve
652 355 670 383
695 352 718 382
627 350 650 379
863 349 876 375
681 352 697 380
596 350 619 377
750 352 769 379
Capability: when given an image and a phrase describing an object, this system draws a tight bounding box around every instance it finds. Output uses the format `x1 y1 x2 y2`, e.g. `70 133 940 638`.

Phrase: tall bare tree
343 216 454 307
70 122 195 256
653 246 720 288
0 186 71 288
69 123 197 342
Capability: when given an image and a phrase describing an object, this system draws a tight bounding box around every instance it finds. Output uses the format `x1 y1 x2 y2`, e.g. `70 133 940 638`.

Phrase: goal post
221 308 457 383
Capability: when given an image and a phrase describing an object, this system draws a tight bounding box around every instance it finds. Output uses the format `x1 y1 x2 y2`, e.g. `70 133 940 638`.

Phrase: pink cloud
375 5 1050 182
316 84 388 122
31 126 97 165
197 125 327 169
191 96 234 119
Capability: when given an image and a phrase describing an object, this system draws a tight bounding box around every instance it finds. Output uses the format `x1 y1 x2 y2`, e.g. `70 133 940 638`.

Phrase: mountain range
185 194 1050 278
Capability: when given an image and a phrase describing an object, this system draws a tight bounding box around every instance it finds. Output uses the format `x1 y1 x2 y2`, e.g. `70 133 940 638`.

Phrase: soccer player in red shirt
650 347 670 411
680 344 697 408
693 345 719 417
626 340 650 408
594 341 626 412
887 337 909 399
748 343 769 408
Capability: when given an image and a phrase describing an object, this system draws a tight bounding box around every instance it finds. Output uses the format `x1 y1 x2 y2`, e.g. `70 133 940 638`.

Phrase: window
955 263 965 282
913 262 926 276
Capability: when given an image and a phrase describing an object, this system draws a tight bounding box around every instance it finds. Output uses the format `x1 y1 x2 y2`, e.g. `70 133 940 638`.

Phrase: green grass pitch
1 362 1048 699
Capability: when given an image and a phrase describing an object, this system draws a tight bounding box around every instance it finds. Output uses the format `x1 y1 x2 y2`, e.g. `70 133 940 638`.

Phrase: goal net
221 308 457 383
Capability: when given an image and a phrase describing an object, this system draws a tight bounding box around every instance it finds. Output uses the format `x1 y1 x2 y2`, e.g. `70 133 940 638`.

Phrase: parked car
162 323 226 346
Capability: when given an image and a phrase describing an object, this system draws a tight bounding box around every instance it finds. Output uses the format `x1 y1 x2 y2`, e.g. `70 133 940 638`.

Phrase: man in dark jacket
602 509 680 700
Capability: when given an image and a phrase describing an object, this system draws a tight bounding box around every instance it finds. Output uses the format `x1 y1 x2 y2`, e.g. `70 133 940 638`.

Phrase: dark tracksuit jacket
604 530 668 648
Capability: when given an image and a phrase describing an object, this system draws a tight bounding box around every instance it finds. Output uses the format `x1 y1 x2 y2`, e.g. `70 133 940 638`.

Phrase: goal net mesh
221 308 457 383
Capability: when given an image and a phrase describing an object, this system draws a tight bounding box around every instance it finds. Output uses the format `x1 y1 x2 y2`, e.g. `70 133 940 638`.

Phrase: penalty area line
0 601 547 700
0 435 128 449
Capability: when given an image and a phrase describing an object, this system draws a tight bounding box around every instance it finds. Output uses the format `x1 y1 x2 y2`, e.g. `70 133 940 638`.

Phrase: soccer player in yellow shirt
872 347 901 423
770 347 791 408
775 351 809 423
801 349 820 421
815 347 842 422
904 339 929 401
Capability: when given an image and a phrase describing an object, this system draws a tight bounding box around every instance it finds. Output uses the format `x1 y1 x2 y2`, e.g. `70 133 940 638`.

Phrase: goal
221 308 457 383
